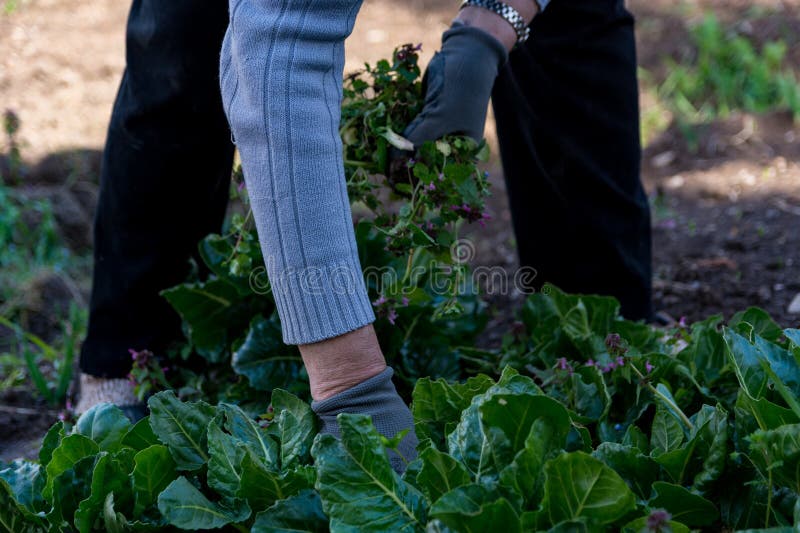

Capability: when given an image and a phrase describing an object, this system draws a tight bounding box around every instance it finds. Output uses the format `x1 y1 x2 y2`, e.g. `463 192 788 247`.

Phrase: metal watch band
460 0 531 46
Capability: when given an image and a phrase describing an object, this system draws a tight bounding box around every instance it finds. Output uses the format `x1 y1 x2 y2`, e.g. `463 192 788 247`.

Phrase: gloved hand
403 22 509 148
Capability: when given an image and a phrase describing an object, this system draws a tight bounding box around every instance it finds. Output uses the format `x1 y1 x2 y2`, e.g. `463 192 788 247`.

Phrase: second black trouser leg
80 0 234 378
492 0 653 320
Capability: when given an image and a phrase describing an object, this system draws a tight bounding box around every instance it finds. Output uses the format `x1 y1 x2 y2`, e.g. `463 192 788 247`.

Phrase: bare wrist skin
456 0 539 51
299 324 387 401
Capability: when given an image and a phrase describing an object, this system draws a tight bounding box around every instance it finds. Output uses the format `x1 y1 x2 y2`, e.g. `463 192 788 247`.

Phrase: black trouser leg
80 0 234 378
492 0 653 320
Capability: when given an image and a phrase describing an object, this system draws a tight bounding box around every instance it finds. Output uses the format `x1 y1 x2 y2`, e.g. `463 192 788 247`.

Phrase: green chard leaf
251 490 329 533
725 328 768 399
148 390 216 471
43 433 99 501
74 451 135 533
412 374 494 447
415 447 470 503
39 421 66 467
649 481 719 527
132 444 178 516
0 478 45 533
0 461 44 514
158 476 250 529
238 451 315 513
231 314 306 393
592 443 659 501
161 277 244 363
50 454 98 525
541 451 636 526
221 402 279 470
430 484 521 533
271 388 317 469
121 417 160 452
75 403 132 452
748 423 800 492
207 417 246 498
312 413 427 532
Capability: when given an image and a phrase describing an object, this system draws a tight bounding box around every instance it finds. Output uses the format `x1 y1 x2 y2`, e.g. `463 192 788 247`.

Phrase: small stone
788 293 800 315
666 175 685 189
652 151 676 168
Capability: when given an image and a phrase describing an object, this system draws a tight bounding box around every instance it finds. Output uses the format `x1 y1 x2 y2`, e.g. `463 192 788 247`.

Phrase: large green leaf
207 418 246 498
271 389 317 469
748 423 800 492
74 451 134 533
75 403 132 452
50 454 98 525
592 443 658 500
43 433 99 501
161 277 243 362
649 481 718 527
725 329 768 399
221 402 279 470
0 461 44 514
121 418 159 452
38 421 65 467
237 451 315 513
0 478 44 533
541 451 636 526
132 445 178 516
251 490 329 533
158 476 250 529
415 446 470 503
312 413 427 532
730 307 783 342
231 315 305 392
499 417 562 507
148 390 216 471
678 314 727 385
650 403 685 456
429 484 521 533
412 374 494 447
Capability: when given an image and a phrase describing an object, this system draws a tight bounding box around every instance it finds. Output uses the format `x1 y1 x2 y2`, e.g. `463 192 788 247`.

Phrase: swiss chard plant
3 287 800 531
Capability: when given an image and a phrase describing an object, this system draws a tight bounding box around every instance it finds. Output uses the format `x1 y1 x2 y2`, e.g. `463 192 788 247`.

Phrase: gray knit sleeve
219 0 375 345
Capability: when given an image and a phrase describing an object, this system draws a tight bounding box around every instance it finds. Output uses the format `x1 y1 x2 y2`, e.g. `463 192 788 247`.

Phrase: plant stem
630 363 694 431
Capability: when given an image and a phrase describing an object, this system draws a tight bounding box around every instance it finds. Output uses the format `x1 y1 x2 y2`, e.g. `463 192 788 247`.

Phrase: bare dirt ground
2 0 800 460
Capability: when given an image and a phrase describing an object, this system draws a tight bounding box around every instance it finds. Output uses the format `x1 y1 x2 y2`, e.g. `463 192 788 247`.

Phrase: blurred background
1 0 799 457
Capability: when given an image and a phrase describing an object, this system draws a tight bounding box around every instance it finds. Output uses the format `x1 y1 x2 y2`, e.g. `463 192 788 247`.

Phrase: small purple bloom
645 360 655 373
387 308 398 325
586 359 595 367
616 356 625 367
372 295 387 307
401 296 409 307
238 181 246 193
406 158 416 168
427 183 436 191
646 509 671 531
438 173 445 181
678 316 688 328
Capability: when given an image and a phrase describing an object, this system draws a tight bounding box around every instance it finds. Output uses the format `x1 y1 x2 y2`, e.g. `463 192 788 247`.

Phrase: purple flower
557 357 568 370
678 316 688 328
401 296 410 307
406 158 416 168
645 360 655 373
616 356 625 367
238 181 246 193
438 173 445 181
646 509 671 531
427 183 436 191
372 295 387 307
586 359 595 367
387 308 398 325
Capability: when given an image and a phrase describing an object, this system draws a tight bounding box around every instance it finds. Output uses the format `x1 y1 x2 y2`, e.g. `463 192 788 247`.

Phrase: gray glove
403 22 508 147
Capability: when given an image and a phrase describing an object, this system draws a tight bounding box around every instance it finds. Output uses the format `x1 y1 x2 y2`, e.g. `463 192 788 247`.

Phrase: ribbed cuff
270 256 375 345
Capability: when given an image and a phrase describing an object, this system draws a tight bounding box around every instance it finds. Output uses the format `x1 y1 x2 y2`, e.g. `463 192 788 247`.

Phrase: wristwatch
460 0 550 46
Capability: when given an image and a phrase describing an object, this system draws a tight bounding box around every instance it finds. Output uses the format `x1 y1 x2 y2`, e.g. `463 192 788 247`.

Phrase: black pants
80 0 652 378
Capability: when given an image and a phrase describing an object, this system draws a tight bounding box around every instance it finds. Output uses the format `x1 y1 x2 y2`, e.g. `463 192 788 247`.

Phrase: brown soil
2 0 800 461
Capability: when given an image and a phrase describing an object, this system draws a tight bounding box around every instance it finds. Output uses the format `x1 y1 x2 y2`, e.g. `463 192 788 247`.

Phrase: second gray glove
403 22 508 147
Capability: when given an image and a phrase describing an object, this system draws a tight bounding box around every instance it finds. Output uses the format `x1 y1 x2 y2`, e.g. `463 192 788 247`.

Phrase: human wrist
456 0 539 51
